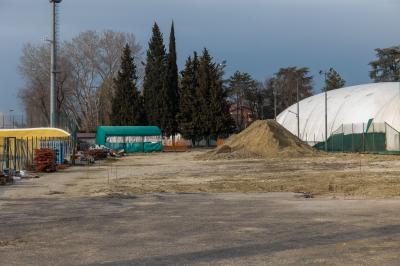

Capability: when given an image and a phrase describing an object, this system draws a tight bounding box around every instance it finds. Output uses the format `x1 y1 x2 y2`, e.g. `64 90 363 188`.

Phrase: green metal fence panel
313 121 398 154
104 142 162 153
144 142 162 152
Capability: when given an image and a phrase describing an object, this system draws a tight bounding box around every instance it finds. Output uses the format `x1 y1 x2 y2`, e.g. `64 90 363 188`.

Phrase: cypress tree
162 22 180 136
177 52 199 145
143 23 166 128
196 48 213 145
195 48 234 145
111 44 145 125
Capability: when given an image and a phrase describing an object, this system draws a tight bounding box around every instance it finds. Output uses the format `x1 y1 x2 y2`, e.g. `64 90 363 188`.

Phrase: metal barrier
162 139 189 152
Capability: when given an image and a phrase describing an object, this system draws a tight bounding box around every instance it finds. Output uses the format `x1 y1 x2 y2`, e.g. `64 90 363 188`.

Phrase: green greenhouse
96 126 162 153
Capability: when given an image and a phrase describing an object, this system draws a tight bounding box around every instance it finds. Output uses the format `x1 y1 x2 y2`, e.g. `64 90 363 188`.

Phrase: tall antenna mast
49 0 62 128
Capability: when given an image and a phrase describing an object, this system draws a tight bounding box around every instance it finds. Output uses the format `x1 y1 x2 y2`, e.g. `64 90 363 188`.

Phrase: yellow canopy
0 128 70 139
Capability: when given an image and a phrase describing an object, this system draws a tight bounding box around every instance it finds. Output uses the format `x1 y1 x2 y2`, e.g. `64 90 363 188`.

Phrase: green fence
105 141 162 153
313 121 400 154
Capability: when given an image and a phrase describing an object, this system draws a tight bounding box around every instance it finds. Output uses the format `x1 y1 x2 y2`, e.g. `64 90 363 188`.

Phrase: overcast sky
0 0 399 114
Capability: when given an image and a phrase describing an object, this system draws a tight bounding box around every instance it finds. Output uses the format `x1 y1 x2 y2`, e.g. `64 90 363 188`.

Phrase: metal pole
274 88 277 120
351 123 354 152
50 0 61 128
296 80 300 139
372 123 375 152
362 123 365 152
324 75 328 152
342 124 344 152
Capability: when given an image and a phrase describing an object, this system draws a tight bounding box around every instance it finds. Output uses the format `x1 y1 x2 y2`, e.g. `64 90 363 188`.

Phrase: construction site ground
1 150 400 265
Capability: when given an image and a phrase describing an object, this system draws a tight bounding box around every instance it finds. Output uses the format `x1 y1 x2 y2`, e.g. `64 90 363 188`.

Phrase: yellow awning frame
0 128 70 139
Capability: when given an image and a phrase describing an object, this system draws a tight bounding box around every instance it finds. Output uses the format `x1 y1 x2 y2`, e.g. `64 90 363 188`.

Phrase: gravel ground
1 193 400 265
1 151 400 265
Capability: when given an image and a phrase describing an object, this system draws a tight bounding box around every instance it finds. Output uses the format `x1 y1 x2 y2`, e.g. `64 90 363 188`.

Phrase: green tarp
314 132 386 153
96 126 162 153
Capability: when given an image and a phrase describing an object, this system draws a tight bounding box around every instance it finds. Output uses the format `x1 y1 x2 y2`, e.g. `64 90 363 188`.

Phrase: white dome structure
277 82 400 142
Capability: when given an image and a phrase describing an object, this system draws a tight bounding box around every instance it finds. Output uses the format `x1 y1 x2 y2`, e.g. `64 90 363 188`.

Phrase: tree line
17 22 400 137
111 23 234 144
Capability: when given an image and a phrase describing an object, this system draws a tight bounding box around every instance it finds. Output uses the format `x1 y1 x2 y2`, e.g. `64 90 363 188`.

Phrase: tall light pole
288 79 301 139
49 0 62 128
325 78 327 151
297 80 300 138
319 70 329 151
273 87 277 120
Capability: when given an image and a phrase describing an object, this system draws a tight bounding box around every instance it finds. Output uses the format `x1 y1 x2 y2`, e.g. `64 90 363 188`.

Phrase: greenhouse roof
96 126 161 144
277 82 400 142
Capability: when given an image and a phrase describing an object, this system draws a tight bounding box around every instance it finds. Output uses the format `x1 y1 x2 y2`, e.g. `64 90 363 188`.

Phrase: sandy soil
1 192 400 265
2 151 400 265
3 150 400 199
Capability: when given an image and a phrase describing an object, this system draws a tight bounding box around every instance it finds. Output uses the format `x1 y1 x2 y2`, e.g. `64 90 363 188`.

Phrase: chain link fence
0 114 26 129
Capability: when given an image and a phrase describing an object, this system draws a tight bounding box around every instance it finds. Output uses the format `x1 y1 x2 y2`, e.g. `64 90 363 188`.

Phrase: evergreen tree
266 67 313 115
370 46 400 82
162 22 180 136
196 48 234 145
143 23 167 127
196 48 213 145
209 62 235 139
323 68 345 91
111 44 145 125
177 52 200 145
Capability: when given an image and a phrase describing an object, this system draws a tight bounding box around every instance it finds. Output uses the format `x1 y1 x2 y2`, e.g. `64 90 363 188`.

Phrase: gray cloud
1 0 399 113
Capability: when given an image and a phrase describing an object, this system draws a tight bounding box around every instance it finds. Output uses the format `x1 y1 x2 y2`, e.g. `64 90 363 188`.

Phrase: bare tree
227 71 256 131
18 43 73 127
64 30 142 131
244 81 268 120
18 30 142 132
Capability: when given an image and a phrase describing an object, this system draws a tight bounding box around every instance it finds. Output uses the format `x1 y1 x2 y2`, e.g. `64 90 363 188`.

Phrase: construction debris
0 169 17 186
87 149 109 160
0 173 9 186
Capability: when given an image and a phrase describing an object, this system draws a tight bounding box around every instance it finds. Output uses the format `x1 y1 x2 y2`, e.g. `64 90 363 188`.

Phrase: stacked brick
34 148 56 172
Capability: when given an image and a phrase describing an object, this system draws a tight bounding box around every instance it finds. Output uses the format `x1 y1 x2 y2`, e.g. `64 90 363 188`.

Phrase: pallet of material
33 148 57 172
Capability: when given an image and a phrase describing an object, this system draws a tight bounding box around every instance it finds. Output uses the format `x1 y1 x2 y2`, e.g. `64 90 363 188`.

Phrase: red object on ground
34 148 56 172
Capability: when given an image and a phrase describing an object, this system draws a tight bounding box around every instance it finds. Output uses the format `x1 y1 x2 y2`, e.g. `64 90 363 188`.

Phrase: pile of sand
205 120 315 159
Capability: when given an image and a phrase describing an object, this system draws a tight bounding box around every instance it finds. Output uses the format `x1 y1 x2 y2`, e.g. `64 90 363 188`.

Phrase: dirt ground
4 150 400 199
2 150 400 265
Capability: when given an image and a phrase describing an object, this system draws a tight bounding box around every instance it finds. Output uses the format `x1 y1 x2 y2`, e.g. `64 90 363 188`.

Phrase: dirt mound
205 120 315 159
